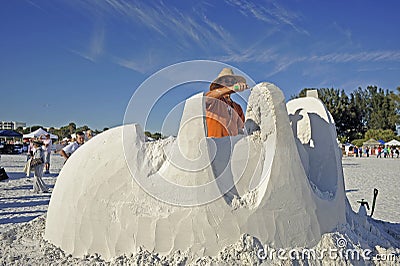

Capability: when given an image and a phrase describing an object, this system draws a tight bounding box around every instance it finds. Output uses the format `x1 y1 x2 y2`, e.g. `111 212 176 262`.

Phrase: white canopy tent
23 128 58 140
385 139 400 146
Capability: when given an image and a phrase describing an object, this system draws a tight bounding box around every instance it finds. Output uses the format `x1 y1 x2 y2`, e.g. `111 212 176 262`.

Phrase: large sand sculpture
45 82 347 260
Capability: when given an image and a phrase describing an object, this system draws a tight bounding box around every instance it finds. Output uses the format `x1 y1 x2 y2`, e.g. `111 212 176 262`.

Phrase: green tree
364 129 395 142
68 122 76 134
77 125 90 132
366 86 398 130
31 125 43 132
292 85 399 142
15 126 24 134
151 132 162 140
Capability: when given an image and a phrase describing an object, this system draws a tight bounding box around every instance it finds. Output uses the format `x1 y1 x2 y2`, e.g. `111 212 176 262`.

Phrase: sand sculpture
45 82 347 260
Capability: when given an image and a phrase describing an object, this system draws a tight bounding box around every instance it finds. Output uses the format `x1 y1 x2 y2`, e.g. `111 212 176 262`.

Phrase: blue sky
1 0 399 135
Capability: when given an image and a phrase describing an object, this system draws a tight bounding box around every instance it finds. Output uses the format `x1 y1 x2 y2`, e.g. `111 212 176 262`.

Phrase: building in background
396 124 400 136
0 121 26 130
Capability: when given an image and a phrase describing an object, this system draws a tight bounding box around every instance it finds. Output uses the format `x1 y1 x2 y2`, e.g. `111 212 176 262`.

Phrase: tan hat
211 68 246 87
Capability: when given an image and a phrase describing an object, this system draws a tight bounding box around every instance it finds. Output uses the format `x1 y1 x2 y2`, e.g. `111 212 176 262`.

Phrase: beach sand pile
0 156 399 265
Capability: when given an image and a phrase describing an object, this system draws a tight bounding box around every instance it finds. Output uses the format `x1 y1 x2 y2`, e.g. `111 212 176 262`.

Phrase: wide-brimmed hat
211 68 246 87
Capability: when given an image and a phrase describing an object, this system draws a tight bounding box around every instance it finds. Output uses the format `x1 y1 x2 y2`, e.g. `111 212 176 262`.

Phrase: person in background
205 68 249 138
354 146 358 157
365 146 370 157
85 130 93 141
27 139 34 160
383 146 388 158
32 140 49 193
377 146 382 158
23 139 35 177
41 133 52 174
59 131 85 162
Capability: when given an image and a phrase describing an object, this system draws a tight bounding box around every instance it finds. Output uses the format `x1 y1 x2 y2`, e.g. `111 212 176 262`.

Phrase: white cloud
67 24 105 62
225 0 309 35
332 22 352 43
66 0 240 69
307 51 400 63
89 26 105 58
112 57 148 74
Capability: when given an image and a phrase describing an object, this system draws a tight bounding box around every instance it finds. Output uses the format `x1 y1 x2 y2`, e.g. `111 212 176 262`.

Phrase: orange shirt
205 92 245 138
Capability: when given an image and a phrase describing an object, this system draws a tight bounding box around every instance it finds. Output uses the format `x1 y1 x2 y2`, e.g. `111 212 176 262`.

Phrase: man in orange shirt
205 68 249 138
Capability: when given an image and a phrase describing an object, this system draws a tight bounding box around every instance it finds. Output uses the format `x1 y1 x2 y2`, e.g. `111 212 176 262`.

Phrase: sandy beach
0 153 399 264
0 154 64 233
343 156 400 224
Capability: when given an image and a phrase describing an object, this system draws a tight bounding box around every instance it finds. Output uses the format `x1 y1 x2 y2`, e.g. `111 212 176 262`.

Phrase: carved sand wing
44 82 346 260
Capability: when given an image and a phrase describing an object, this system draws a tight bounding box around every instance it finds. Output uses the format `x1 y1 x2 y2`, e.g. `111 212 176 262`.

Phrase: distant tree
143 131 163 140
68 122 76 134
364 129 395 142
77 125 90 132
351 139 364 147
152 132 162 140
31 125 43 132
15 126 24 134
103 127 109 132
292 85 399 142
366 86 398 130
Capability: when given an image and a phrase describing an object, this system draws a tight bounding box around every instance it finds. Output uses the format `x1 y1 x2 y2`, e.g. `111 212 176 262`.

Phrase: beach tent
363 138 380 146
0 130 23 138
23 128 58 140
343 143 354 156
385 139 400 146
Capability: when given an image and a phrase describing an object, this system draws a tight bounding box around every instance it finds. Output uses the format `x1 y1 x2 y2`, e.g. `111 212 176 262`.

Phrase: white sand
0 153 399 264
343 156 400 224
0 154 64 233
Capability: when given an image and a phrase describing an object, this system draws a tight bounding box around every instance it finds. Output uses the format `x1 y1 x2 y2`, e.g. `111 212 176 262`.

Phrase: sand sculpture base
45 83 346 260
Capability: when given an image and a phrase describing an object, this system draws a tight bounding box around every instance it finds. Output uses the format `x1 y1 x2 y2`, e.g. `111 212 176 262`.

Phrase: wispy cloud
25 0 47 12
222 49 400 64
112 57 145 73
225 0 309 35
332 22 352 43
90 0 235 52
67 22 105 62
307 51 400 63
66 0 240 71
89 25 105 59
220 49 400 77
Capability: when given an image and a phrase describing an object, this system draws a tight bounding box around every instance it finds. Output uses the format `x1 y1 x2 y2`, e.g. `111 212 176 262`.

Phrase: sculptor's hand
229 82 248 92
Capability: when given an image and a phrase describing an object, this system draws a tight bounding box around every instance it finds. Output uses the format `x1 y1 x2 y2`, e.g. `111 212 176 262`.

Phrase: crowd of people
23 130 93 194
347 145 400 158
